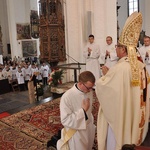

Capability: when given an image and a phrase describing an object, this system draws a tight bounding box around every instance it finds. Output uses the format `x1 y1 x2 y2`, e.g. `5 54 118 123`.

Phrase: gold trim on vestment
128 46 140 86
137 70 146 145
60 128 76 149
146 71 150 84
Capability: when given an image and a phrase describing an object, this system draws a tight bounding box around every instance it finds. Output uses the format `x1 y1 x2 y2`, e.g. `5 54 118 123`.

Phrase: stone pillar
63 0 117 81
92 0 117 63
6 0 33 59
7 0 22 58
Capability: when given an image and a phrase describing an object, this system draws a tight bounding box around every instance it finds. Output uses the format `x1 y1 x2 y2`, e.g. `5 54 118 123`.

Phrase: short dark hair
89 34 94 39
78 71 95 84
144 35 150 39
106 36 112 41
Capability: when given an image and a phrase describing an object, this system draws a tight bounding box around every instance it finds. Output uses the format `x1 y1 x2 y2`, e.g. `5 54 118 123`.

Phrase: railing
52 63 86 82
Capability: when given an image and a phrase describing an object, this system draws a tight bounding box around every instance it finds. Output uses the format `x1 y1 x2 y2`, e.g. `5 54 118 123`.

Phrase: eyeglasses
82 83 93 90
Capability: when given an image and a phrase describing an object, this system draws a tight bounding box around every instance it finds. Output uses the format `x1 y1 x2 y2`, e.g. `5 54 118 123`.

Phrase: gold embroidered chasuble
95 57 150 150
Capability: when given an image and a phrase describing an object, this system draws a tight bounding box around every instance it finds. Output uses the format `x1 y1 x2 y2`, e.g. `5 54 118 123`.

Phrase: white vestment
24 67 31 81
41 65 49 77
83 42 101 81
139 45 150 74
31 67 38 79
16 71 25 84
57 84 95 150
0 55 3 64
37 67 42 81
95 57 150 150
3 70 12 83
101 43 118 68
31 67 38 75
10 68 17 80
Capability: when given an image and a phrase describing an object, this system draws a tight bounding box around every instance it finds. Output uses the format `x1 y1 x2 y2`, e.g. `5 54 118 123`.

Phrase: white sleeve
60 96 87 130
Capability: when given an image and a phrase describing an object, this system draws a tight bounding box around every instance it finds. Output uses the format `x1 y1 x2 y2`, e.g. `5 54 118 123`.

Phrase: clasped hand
106 50 110 56
82 98 90 112
146 52 149 57
88 47 92 53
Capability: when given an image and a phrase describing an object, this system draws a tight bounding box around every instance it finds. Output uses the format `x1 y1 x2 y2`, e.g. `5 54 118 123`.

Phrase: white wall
64 0 82 64
93 0 117 64
63 0 117 81
64 0 117 63
63 0 86 81
6 0 31 58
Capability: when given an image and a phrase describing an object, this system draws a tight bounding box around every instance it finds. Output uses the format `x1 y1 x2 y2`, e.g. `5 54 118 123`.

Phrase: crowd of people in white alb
1 35 150 93
0 58 51 91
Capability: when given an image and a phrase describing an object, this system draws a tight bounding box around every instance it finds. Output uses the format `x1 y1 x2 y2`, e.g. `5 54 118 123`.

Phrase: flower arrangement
48 69 64 87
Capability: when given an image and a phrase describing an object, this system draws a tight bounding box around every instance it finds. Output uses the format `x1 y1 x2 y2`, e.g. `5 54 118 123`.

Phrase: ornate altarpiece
39 0 66 64
30 10 39 39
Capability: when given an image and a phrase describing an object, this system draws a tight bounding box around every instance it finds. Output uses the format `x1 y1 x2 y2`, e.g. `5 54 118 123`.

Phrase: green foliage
48 69 64 86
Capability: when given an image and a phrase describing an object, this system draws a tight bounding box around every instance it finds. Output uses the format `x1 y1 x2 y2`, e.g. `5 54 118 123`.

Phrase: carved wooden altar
39 0 66 64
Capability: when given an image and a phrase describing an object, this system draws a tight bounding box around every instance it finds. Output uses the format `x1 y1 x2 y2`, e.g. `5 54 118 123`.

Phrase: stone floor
0 85 53 114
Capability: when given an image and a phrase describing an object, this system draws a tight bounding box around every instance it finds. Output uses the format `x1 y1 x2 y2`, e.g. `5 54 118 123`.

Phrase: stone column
6 0 20 58
6 0 31 59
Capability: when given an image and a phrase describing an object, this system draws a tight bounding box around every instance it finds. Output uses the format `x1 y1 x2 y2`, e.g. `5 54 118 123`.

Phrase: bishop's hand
102 65 109 75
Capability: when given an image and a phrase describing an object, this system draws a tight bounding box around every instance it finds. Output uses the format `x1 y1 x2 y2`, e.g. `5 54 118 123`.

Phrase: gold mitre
119 12 142 86
118 11 142 47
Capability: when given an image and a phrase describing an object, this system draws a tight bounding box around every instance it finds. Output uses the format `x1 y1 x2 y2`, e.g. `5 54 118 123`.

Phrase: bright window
128 0 139 16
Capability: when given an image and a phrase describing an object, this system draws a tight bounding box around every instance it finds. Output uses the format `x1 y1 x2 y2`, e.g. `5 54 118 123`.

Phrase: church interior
0 0 150 149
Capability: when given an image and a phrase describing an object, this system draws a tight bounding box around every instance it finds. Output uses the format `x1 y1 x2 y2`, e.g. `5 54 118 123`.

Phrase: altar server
16 66 25 91
24 64 31 90
41 62 49 85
